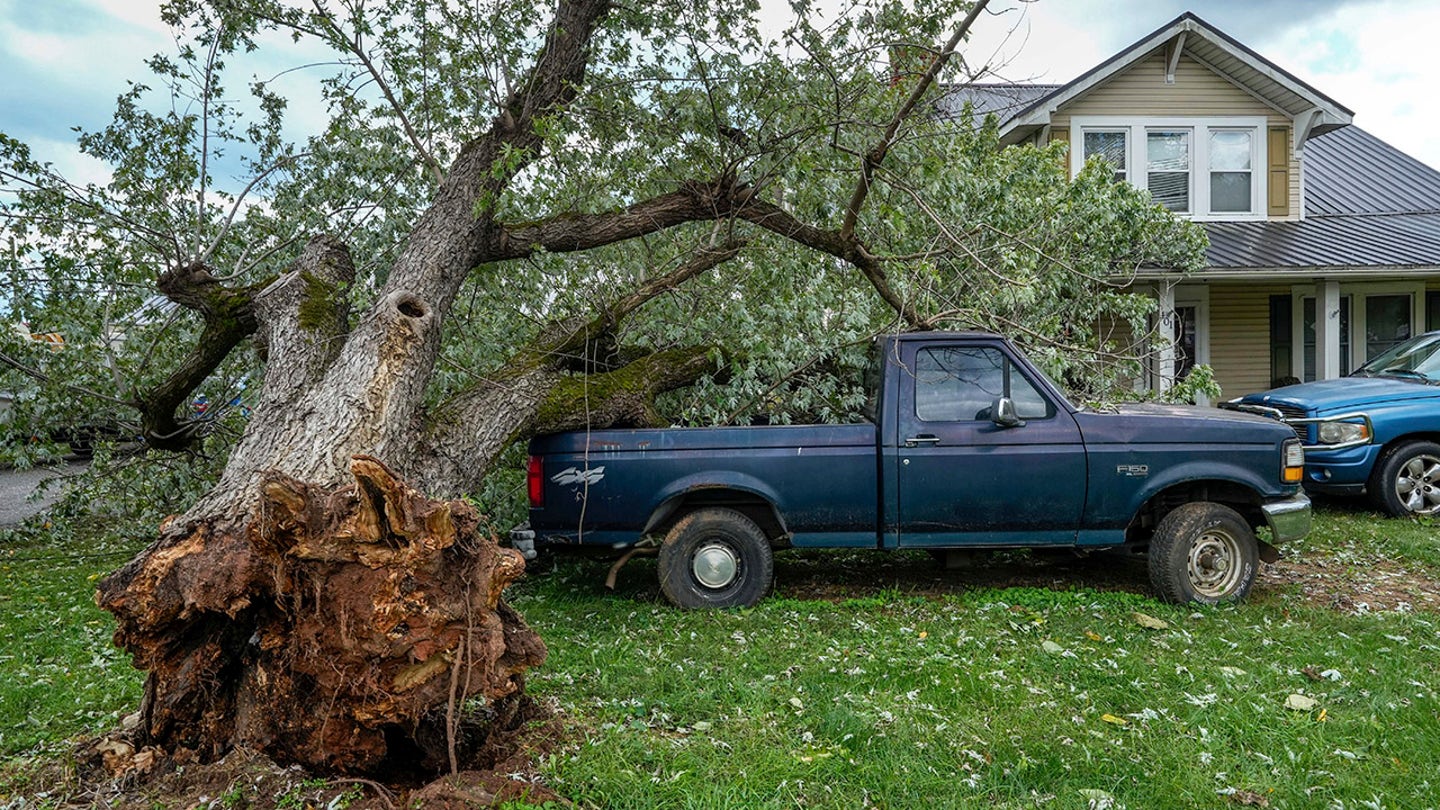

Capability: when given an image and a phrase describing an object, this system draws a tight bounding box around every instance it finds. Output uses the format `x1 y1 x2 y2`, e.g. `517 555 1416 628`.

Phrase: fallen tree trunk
97 456 545 775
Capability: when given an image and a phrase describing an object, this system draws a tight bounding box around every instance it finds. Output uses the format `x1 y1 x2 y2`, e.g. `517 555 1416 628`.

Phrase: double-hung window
1074 117 1266 219
1146 130 1191 213
1208 129 1254 213
1082 130 1128 183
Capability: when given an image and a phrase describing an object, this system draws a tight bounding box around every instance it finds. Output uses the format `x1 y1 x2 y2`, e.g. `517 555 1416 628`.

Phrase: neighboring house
943 12 1440 399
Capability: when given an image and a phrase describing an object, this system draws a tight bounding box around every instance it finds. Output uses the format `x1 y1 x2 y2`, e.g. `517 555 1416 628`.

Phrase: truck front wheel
658 507 774 609
1368 441 1440 517
1148 502 1259 605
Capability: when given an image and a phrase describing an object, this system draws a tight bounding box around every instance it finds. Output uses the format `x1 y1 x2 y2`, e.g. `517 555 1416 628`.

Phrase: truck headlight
1282 439 1304 483
1317 420 1370 445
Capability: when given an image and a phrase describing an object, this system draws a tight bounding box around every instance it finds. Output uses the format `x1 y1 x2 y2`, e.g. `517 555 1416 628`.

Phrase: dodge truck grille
1268 403 1312 442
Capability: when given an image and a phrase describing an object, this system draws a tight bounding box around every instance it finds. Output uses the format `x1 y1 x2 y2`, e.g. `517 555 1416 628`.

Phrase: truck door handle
905 434 941 447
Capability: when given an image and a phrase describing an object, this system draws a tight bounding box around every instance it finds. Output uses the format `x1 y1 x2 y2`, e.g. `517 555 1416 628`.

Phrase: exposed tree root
96 456 546 776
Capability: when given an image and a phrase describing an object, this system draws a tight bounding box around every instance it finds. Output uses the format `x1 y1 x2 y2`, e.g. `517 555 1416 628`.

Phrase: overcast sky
3 0 1438 182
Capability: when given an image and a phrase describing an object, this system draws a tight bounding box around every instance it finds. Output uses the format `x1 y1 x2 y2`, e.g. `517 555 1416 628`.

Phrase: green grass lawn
0 522 145 761
2 503 1437 809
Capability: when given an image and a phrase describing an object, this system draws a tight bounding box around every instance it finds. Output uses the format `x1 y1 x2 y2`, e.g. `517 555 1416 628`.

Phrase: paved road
0 461 88 527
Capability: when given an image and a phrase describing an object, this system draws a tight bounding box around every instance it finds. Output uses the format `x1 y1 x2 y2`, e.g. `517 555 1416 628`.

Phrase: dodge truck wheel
1148 503 1258 605
658 508 774 609
1369 441 1440 517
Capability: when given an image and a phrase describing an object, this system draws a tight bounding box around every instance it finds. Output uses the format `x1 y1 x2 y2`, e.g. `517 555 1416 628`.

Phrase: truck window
914 347 1053 422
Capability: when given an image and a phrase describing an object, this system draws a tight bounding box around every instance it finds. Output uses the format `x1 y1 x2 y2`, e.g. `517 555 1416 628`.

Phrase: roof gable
989 12 1352 145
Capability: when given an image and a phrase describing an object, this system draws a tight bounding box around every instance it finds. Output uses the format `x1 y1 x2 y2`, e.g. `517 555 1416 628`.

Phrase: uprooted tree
0 0 1205 775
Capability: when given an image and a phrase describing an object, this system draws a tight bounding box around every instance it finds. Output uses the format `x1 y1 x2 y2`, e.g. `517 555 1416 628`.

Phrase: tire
1147 502 1259 605
658 507 774 609
1368 441 1440 517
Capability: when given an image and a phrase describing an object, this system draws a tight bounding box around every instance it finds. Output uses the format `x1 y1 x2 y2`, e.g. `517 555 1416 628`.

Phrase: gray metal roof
1204 213 1440 270
935 84 1060 123
1202 126 1440 270
1304 126 1440 216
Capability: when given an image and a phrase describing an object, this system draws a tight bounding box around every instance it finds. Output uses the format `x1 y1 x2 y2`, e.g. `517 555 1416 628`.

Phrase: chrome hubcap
1187 529 1243 598
692 541 739 589
1394 454 1440 515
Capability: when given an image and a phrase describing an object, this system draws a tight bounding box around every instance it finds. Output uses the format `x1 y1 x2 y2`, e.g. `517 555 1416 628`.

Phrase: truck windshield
1351 332 1440 384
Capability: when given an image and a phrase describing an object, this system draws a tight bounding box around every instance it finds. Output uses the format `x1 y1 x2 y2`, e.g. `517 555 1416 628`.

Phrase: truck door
894 341 1086 546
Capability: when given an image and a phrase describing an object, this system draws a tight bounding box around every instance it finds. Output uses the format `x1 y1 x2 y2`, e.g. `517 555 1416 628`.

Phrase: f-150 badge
552 466 605 486
1116 464 1149 477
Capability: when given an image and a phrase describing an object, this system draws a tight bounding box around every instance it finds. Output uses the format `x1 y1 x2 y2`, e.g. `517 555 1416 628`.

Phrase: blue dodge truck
514 332 1311 608
1230 330 1440 517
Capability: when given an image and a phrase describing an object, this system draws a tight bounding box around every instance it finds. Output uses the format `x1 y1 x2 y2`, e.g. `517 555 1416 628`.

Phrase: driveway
0 461 87 527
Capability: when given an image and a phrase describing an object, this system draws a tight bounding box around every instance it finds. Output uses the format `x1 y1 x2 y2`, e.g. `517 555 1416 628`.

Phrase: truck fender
641 472 789 539
1122 460 1271 525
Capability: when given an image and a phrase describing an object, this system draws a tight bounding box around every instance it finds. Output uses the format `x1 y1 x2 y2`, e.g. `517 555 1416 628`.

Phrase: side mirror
992 396 1026 428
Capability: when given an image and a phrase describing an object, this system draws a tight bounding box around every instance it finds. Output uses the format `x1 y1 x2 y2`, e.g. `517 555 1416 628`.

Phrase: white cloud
25 136 114 188
1265 0 1440 168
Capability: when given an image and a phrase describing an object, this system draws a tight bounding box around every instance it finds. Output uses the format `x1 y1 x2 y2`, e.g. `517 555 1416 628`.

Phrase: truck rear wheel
1368 440 1440 517
1147 502 1258 605
658 507 774 609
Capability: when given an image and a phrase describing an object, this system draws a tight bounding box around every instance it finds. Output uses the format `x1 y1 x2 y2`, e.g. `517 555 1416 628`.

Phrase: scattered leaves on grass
1219 787 1270 806
1284 693 1318 711
1078 787 1124 809
1131 612 1169 630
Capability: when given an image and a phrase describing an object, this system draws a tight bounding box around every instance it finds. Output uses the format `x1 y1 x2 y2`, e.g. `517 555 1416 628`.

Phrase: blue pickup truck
514 332 1310 608
1229 330 1440 517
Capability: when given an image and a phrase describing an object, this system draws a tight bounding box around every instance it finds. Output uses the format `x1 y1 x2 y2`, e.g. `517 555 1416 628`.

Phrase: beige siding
1050 52 1301 220
1060 53 1274 118
1096 314 1139 356
1208 283 1289 396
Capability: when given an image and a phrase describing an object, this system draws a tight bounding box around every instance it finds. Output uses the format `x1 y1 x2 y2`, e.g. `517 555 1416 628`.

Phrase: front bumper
1261 492 1312 544
1300 442 1383 489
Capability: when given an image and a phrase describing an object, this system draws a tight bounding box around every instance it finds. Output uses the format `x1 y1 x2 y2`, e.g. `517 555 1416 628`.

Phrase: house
943 12 1440 399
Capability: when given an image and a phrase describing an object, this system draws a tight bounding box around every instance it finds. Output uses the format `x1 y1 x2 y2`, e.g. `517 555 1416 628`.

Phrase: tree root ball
96 455 547 775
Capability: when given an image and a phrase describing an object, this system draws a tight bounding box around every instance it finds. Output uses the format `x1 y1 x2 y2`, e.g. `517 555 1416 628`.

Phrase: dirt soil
765 547 1440 614
12 697 567 809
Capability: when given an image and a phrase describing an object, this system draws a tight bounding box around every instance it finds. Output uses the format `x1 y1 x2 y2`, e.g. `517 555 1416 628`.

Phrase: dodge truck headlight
1282 439 1305 483
1317 420 1370 445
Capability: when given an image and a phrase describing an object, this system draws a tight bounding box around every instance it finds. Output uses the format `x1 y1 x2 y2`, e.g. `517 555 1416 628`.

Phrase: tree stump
96 456 546 775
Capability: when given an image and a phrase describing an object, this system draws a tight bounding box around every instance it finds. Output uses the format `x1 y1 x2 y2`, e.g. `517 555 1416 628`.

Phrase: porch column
1155 282 1177 393
1316 279 1342 379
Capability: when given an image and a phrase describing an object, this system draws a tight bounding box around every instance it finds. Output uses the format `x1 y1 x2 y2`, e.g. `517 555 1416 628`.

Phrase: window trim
1289 281 1424 378
1070 116 1268 220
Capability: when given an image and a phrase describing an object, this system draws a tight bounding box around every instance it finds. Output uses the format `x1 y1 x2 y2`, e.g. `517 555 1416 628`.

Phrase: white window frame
1352 283 1424 366
1079 128 1129 182
1289 281 1424 378
1070 116 1268 220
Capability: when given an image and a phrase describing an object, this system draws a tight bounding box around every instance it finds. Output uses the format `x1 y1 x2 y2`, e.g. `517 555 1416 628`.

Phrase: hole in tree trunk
397 296 428 319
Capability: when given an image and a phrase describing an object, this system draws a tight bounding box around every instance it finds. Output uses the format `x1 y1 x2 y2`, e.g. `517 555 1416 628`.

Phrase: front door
895 342 1087 546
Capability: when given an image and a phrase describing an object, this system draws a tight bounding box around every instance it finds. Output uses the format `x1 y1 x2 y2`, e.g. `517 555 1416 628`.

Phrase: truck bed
529 423 880 548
